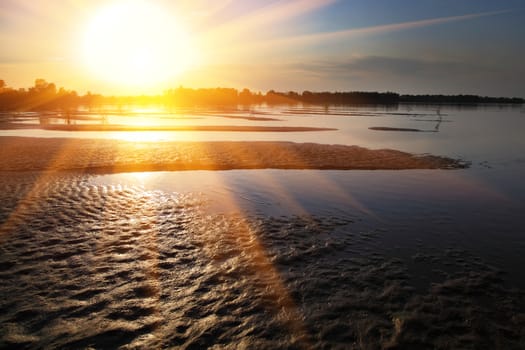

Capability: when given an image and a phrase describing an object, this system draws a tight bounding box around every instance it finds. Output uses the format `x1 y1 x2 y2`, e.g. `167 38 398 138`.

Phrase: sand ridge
0 137 466 173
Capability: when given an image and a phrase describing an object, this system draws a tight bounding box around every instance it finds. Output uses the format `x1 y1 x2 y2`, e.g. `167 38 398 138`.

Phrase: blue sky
204 0 524 96
1 0 524 96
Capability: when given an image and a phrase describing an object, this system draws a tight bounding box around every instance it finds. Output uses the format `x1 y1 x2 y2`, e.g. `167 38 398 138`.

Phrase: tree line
0 79 523 111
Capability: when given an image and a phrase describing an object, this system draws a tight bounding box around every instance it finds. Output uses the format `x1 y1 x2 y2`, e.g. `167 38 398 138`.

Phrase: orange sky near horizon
2 0 344 95
1 0 524 97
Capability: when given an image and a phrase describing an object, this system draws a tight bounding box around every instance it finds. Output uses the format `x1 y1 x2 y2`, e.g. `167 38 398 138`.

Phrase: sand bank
369 126 425 132
0 136 466 173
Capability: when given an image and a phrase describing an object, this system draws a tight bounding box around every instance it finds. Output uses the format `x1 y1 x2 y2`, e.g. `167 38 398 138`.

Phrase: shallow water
1 167 524 349
93 166 525 286
3 104 525 165
1 104 525 348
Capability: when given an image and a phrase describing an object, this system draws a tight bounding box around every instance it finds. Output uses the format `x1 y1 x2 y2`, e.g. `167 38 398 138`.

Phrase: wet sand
0 137 465 173
1 172 523 349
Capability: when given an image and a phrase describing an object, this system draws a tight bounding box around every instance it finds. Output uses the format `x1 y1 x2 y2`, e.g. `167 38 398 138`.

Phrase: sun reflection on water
111 131 178 142
129 172 154 184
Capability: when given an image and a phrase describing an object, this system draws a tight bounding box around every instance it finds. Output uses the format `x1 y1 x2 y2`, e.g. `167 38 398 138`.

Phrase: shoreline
0 136 467 173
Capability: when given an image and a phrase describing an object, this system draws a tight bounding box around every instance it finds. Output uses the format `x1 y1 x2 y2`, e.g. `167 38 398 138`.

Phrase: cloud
300 56 475 77
194 56 524 96
201 0 338 43
248 9 512 51
283 56 524 95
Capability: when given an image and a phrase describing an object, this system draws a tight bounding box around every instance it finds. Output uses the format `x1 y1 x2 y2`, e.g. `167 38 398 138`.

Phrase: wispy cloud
278 55 524 95
186 54 524 95
202 0 338 43
252 9 512 49
289 56 483 77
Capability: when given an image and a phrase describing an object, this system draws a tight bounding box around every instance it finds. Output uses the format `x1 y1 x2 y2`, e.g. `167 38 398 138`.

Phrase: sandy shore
0 136 466 173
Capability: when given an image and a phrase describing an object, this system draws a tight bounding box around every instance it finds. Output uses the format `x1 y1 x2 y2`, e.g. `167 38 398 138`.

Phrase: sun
82 0 196 88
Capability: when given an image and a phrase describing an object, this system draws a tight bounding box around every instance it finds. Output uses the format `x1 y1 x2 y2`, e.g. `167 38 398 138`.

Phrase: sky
1 0 524 96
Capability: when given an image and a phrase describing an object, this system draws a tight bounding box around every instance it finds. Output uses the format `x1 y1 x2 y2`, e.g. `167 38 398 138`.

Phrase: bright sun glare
83 0 196 88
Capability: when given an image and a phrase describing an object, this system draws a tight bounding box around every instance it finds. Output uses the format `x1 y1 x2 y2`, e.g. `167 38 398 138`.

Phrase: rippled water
1 169 524 349
1 105 525 348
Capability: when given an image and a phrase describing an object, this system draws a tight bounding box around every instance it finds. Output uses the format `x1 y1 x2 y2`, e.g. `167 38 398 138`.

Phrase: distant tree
0 79 523 111
239 88 253 104
33 78 53 92
287 91 300 100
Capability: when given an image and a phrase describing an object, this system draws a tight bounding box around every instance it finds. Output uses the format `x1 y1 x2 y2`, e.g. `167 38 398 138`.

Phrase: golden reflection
112 131 174 143
0 137 105 242
200 170 312 347
129 107 165 115
129 172 154 184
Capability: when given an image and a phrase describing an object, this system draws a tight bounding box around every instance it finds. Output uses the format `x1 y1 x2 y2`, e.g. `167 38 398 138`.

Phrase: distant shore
1 80 523 111
0 137 466 173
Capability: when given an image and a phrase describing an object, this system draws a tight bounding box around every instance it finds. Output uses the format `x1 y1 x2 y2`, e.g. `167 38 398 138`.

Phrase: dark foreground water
1 166 524 349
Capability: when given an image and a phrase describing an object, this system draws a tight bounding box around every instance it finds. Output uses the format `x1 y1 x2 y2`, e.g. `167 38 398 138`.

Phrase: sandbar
0 136 466 173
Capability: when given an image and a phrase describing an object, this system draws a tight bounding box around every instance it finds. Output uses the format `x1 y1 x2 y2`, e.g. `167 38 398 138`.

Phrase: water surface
1 104 524 348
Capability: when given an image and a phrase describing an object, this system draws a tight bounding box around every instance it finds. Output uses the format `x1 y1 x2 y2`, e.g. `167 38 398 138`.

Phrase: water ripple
0 172 524 349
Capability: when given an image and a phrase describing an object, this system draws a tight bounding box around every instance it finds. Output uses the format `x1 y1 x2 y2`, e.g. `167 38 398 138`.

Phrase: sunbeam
2 1 525 348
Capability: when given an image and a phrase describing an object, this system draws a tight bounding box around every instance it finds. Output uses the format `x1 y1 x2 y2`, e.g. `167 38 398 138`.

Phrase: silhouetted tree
0 79 523 111
239 88 253 104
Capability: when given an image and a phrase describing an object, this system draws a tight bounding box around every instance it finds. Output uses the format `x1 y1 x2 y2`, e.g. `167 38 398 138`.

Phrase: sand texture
0 137 466 173
1 172 524 349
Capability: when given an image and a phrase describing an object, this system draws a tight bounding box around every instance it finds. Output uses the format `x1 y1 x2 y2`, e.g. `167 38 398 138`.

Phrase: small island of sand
0 136 466 173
